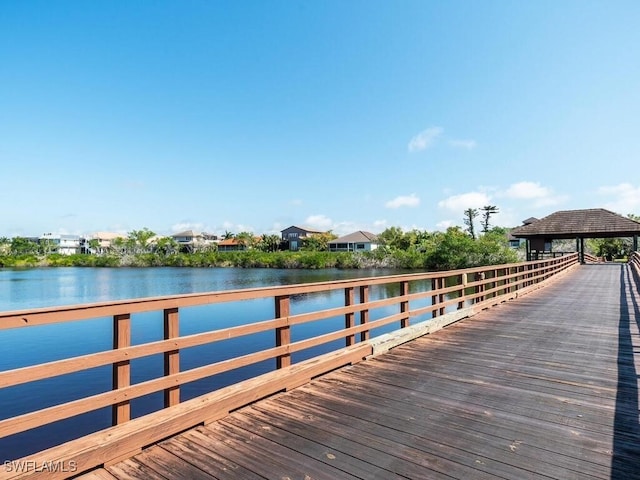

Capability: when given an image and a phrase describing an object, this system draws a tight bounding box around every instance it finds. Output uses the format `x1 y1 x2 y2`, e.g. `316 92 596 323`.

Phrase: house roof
511 208 640 239
90 232 123 240
172 230 202 238
329 231 379 244
218 238 240 246
281 225 324 234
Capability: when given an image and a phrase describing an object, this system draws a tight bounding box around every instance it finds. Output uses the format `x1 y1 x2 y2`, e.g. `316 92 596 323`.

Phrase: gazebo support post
579 237 585 264
634 235 638 252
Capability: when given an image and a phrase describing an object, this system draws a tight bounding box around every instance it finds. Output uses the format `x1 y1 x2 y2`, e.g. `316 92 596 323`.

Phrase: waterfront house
217 238 246 252
82 232 123 254
328 231 379 252
171 230 217 253
40 233 81 255
280 225 325 251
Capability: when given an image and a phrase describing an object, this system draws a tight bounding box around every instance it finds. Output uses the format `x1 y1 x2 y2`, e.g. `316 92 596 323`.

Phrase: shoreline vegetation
0 228 522 270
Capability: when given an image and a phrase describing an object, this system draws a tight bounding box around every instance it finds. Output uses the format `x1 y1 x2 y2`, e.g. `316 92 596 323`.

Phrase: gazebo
510 208 640 262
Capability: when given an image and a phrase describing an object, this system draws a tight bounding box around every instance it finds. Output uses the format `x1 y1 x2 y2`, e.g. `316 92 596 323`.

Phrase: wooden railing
630 250 640 276
583 252 602 263
0 254 579 479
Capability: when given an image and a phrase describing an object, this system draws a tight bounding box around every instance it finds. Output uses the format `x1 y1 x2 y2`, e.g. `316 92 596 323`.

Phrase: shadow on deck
613 265 640 479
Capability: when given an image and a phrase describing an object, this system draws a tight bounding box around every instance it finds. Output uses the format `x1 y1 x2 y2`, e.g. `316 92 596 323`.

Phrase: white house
40 233 81 255
328 231 379 252
171 230 217 252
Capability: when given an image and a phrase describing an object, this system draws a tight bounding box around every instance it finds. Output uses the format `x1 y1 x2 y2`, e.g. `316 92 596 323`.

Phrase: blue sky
1 1 639 238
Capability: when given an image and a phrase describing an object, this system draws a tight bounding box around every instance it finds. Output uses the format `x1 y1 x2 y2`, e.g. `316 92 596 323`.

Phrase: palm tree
155 237 180 256
235 231 254 250
258 234 281 252
481 206 499 234
127 228 156 254
463 208 479 239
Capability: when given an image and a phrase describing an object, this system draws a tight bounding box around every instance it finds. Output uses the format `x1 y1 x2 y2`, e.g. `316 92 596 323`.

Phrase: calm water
0 266 422 460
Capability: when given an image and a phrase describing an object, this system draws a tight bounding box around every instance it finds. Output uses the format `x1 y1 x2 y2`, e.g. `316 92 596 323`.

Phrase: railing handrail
0 254 579 478
0 256 575 331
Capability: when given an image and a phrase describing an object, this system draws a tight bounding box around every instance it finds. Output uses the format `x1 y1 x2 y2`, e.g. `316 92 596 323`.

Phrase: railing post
431 278 438 318
164 307 180 408
400 280 410 328
359 285 370 342
458 273 466 310
438 277 445 316
345 287 355 346
475 272 485 303
112 313 131 425
275 295 291 369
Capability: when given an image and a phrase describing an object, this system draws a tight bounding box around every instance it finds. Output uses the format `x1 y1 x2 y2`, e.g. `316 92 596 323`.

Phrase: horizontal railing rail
583 252 602 263
0 253 579 479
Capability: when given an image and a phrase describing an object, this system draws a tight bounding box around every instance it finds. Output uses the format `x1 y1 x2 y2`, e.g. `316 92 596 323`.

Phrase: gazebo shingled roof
511 208 640 240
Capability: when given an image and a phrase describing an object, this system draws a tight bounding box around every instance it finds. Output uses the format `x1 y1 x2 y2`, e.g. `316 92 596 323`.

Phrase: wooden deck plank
249 396 532 480
218 413 415 480
108 264 640 480
194 422 363 480
105 457 171 480
157 435 263 480
341 355 621 422
292 372 615 479
325 364 620 441
130 445 215 480
281 384 607 480
72 469 118 480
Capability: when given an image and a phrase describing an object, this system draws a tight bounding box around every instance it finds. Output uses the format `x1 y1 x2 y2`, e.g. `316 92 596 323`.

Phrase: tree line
0 220 518 270
4 207 636 268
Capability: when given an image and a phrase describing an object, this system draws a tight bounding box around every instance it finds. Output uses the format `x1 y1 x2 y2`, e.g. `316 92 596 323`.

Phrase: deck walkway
87 263 640 480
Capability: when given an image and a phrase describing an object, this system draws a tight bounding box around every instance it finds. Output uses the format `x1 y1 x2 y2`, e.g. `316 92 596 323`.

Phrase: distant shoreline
0 243 520 271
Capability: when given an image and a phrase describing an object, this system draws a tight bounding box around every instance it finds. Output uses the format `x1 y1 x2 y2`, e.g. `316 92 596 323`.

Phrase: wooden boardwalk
86 263 640 480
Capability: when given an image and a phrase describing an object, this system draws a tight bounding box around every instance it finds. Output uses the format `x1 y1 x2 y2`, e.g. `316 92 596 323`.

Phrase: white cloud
385 193 420 209
448 139 477 150
219 221 254 234
437 192 491 212
408 127 443 153
598 183 640 214
171 222 206 233
373 219 388 229
500 181 567 208
331 221 365 236
503 181 550 199
305 214 333 229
